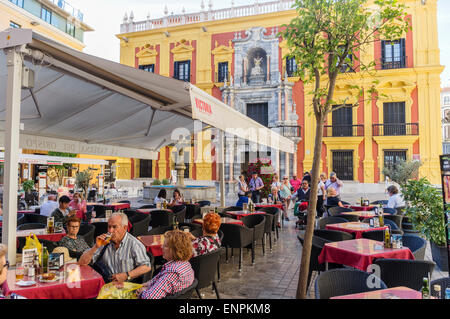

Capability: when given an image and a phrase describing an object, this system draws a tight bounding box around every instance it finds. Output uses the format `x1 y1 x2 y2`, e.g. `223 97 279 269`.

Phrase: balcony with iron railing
380 56 408 70
270 125 301 139
120 0 295 33
323 125 364 137
372 123 419 136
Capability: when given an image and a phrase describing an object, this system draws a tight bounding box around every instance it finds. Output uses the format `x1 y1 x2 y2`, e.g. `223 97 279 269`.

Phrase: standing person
237 175 249 198
51 195 76 226
280 176 293 221
290 174 302 193
40 194 59 217
325 172 344 197
317 173 327 217
249 172 264 204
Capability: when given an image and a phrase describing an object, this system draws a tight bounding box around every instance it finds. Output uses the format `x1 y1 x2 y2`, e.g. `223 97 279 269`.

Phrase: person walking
325 172 344 197
316 173 327 217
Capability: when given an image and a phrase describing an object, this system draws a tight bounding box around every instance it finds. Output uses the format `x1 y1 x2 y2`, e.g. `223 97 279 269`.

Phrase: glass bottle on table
421 277 430 299
433 285 441 299
384 227 391 248
42 247 49 274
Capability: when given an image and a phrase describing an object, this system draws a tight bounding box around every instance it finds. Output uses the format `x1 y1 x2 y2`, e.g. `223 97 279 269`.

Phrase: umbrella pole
2 47 23 265
218 130 225 207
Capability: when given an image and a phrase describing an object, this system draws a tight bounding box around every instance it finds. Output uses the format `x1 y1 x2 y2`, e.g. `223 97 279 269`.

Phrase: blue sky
69 0 450 85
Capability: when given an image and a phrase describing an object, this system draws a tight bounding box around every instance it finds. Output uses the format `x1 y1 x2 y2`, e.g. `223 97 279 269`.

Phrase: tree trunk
296 113 325 299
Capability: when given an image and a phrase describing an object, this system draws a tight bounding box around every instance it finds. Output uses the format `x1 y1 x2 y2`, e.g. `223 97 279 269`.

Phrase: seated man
57 217 91 260
40 195 59 217
295 180 311 203
51 195 76 226
235 191 254 208
79 212 151 283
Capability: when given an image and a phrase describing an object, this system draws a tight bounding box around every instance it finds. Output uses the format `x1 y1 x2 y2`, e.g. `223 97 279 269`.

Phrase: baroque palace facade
117 0 443 184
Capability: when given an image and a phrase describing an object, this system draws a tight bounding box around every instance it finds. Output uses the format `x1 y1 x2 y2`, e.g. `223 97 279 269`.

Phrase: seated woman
69 192 87 220
57 216 91 260
268 186 282 204
386 185 406 209
138 230 194 299
235 191 254 208
325 187 344 207
189 212 221 257
0 244 25 299
154 189 168 205
168 189 184 207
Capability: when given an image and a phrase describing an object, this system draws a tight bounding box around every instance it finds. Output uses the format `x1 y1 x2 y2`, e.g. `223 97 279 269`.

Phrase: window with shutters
246 103 268 127
139 160 153 178
217 62 228 82
383 102 406 135
332 105 353 136
174 61 190 82
381 39 406 69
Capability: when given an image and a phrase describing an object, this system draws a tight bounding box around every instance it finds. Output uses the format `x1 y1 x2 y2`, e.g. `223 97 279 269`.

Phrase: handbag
91 244 113 283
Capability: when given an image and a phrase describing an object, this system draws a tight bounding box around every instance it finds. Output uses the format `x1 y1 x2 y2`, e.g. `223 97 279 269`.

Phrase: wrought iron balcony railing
323 125 364 137
372 123 419 136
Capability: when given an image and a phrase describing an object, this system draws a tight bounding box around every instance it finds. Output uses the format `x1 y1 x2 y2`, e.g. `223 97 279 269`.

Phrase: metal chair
318 216 348 230
315 268 387 299
373 259 436 291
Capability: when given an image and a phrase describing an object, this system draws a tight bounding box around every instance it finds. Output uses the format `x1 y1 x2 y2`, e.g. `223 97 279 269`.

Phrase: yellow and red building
113 0 442 185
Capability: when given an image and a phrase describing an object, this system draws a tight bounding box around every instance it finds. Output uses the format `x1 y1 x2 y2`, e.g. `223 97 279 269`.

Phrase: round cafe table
16 228 66 242
138 235 164 257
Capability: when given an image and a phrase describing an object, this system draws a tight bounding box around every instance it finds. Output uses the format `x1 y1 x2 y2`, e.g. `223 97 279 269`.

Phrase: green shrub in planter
161 179 170 185
402 178 448 270
22 180 35 193
152 179 161 186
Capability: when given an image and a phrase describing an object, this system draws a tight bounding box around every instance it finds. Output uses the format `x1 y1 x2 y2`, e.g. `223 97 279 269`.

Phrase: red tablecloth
193 217 243 226
318 238 415 271
225 210 266 220
3 265 104 299
325 222 388 239
16 229 66 242
138 235 164 257
345 205 377 212
255 204 285 212
331 286 423 299
87 203 131 210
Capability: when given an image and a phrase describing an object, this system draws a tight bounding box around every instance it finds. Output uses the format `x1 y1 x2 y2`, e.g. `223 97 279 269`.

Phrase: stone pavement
127 194 448 299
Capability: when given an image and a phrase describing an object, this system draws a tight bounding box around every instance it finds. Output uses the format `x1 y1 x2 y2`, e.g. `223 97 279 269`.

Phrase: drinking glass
15 263 24 281
96 233 112 246
243 203 248 212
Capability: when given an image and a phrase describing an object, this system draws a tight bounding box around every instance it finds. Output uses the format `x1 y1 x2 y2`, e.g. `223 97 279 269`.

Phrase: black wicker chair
164 279 198 299
185 204 201 221
179 222 203 237
401 235 427 261
170 205 186 224
17 223 46 230
241 214 266 259
16 213 48 226
222 206 243 213
313 229 353 242
219 223 253 272
328 207 353 216
139 204 156 209
383 218 400 230
91 222 108 239
383 208 396 215
78 224 95 247
92 205 107 218
315 268 387 299
149 210 175 228
361 230 384 241
190 249 222 299
256 206 281 240
384 214 403 228
335 214 360 223
430 277 450 299
87 190 97 202
318 216 348 230
262 213 275 252
196 201 211 207
145 226 173 235
373 259 436 291
130 213 151 237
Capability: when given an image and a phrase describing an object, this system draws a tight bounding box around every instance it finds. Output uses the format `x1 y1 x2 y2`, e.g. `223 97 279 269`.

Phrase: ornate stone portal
221 26 299 178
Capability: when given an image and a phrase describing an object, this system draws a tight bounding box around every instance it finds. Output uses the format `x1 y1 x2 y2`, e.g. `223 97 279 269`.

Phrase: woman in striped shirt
139 230 194 299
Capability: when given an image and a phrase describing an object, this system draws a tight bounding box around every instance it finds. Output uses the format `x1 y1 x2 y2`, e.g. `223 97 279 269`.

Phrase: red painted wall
411 87 419 123
211 31 236 82
156 45 161 74
191 40 197 84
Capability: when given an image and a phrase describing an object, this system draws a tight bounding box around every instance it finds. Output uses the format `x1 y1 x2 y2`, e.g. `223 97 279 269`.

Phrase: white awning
0 152 108 165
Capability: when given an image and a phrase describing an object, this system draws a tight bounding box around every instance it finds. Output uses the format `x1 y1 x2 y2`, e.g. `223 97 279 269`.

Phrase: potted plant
151 179 161 186
161 179 170 186
402 178 448 271
22 180 35 194
75 170 93 199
